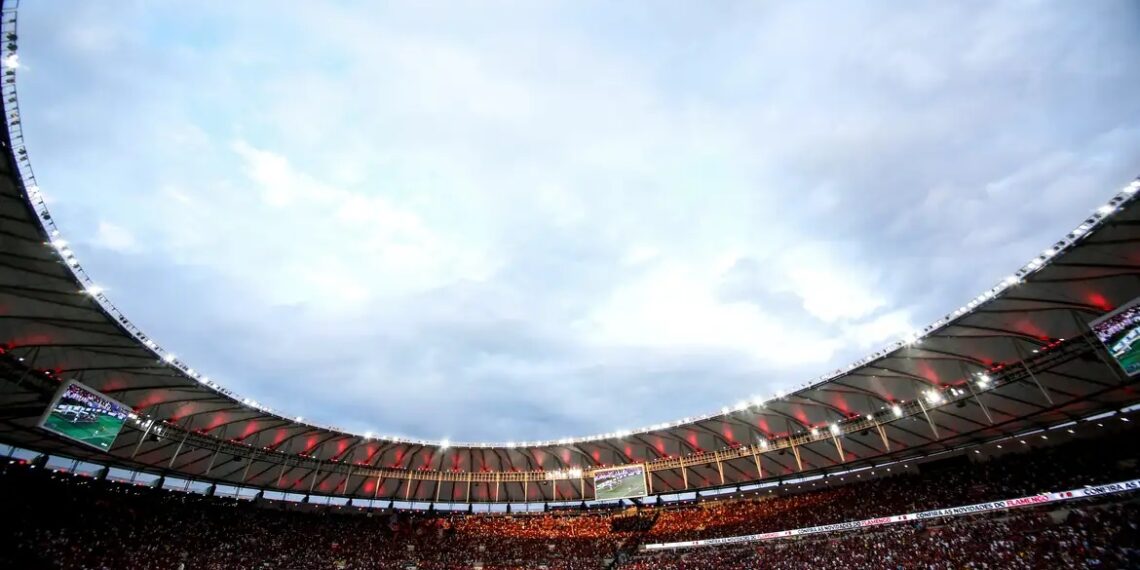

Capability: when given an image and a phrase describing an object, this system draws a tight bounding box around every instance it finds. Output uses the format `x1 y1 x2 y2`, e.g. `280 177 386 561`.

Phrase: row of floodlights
3 39 1137 449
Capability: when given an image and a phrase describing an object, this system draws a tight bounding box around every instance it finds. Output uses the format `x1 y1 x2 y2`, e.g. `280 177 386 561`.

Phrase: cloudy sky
16 1 1140 442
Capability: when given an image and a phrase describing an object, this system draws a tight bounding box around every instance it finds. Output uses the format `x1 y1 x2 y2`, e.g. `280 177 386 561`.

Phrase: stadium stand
2 423 1136 569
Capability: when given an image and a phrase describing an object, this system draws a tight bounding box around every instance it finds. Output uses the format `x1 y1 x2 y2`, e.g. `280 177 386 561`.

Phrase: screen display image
1090 296 1140 377
594 464 648 501
38 381 131 451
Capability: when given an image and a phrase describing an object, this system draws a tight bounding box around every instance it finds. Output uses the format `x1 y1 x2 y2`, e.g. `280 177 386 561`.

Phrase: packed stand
623 502 1140 569
0 427 1135 569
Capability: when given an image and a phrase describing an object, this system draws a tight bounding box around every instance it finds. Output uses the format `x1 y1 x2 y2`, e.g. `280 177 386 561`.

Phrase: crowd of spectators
624 503 1140 569
0 427 1135 569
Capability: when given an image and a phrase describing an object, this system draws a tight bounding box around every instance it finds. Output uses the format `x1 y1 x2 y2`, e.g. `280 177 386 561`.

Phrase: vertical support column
1010 338 1053 405
579 476 585 500
680 457 689 489
466 473 473 503
435 476 443 503
647 469 654 494
168 430 190 468
339 447 356 495
307 442 325 496
715 452 725 485
404 477 413 501
917 397 940 439
342 465 355 495
277 463 288 488
205 425 230 476
831 435 845 463
204 439 225 476
241 454 255 483
524 477 529 502
958 361 994 424
373 472 382 499
308 464 322 496
494 473 501 502
131 420 155 459
790 443 803 472
964 379 994 424
873 419 890 450
752 448 763 479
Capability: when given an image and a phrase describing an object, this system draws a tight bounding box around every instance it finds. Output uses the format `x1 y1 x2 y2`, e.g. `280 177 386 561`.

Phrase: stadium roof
0 3 1139 503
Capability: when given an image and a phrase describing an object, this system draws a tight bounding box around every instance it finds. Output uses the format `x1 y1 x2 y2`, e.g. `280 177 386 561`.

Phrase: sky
14 0 1140 443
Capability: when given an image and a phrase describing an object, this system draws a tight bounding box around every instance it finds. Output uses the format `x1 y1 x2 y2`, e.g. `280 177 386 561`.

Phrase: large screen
594 464 648 501
1090 296 1140 377
38 380 131 451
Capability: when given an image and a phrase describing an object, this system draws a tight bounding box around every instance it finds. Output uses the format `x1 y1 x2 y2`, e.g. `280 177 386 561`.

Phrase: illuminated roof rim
1 2 1139 447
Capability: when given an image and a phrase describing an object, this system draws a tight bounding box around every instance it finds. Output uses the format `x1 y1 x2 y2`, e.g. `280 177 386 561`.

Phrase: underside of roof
0 0 1138 504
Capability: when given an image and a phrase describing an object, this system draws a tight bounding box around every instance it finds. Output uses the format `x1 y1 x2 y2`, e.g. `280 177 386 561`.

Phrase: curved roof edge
0 6 1136 446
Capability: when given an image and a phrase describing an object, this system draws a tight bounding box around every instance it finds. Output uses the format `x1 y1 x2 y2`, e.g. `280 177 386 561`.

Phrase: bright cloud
92 221 136 252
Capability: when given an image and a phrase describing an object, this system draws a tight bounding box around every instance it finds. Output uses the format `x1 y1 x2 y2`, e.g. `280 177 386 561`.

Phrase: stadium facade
0 0 1138 508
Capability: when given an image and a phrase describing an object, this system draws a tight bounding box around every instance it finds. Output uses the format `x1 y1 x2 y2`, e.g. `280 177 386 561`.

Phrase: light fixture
924 389 943 405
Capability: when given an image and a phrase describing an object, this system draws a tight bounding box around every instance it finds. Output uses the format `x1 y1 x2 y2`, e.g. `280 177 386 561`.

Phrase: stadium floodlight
84 284 103 296
50 238 67 250
810 427 819 437
924 389 944 405
758 438 768 449
891 404 903 418
295 416 303 422
721 406 730 415
1127 180 1140 193
440 438 450 450
1097 204 1115 216
829 424 840 436
2 53 17 69
976 372 992 387
865 414 873 421
162 353 177 363
363 431 372 440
